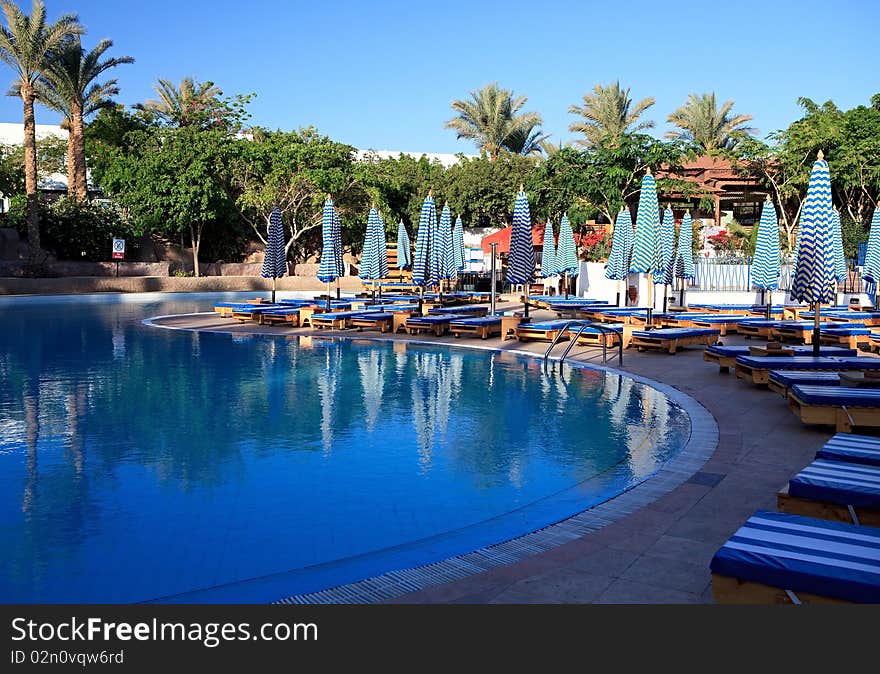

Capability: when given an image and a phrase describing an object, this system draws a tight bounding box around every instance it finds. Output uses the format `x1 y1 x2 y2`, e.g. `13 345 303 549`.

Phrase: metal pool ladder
542 320 623 369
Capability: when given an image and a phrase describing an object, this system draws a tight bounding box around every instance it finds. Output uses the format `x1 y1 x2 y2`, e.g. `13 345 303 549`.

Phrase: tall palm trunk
21 85 40 257
71 102 87 201
65 125 75 198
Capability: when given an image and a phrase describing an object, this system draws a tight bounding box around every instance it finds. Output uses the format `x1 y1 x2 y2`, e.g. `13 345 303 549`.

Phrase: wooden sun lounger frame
450 321 502 340
575 329 622 348
690 319 739 336
771 325 818 344
776 483 880 527
406 319 452 337
631 331 717 354
711 573 850 605
311 313 358 330
702 349 740 373
786 388 880 432
737 322 776 339
819 331 871 351
350 314 395 333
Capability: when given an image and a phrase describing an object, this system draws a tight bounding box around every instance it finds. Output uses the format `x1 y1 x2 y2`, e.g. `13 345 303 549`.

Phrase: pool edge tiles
144 313 719 605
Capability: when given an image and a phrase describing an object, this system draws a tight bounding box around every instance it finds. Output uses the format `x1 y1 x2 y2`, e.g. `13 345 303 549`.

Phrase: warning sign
112 238 125 260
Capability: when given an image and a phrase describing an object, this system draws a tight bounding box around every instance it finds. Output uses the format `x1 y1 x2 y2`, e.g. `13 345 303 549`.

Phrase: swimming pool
0 293 691 603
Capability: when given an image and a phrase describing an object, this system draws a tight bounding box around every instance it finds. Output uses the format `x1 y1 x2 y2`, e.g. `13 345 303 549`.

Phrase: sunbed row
711 432 880 603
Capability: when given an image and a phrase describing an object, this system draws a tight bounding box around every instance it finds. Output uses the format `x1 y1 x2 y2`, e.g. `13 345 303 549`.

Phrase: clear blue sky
1 0 876 153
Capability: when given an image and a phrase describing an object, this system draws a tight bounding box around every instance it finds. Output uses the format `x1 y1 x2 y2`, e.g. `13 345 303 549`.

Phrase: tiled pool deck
150 304 846 603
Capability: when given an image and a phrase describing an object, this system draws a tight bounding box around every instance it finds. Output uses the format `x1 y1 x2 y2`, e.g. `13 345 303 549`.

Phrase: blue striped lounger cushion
707 345 750 357
710 510 880 602
789 459 880 509
693 316 750 324
450 316 502 327
736 356 880 371
817 434 880 466
768 371 844 387
632 328 719 338
789 384 880 406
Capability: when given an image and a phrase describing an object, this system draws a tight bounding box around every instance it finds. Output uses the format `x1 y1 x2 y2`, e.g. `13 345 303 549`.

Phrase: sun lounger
514 319 574 342
825 311 880 326
704 345 858 372
311 308 383 330
736 319 786 339
349 312 395 333
787 383 880 432
427 305 489 317
710 510 880 603
767 370 845 396
255 307 301 326
449 315 503 339
816 433 880 466
735 356 880 385
777 458 880 526
689 315 752 336
588 308 650 324
819 325 872 350
630 327 720 354
770 321 844 344
405 313 459 336
227 304 290 323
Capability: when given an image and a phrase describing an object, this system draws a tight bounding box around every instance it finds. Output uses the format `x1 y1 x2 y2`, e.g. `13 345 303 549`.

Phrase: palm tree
666 92 755 151
36 37 133 201
134 76 222 127
0 0 81 256
504 121 549 157
444 82 544 159
539 138 572 157
568 81 655 148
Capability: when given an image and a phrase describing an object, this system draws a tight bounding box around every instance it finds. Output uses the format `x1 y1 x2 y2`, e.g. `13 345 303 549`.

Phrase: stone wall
0 275 365 296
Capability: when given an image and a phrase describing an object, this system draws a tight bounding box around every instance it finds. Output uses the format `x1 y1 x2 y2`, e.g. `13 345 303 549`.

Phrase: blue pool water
0 293 691 603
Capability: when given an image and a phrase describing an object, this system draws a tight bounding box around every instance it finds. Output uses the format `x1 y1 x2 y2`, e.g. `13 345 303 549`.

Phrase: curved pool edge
144 313 719 604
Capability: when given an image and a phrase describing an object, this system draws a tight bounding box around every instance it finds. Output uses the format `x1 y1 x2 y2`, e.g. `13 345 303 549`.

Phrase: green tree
441 154 536 227
35 37 133 201
666 92 755 151
355 152 445 229
232 127 361 263
502 120 549 157
0 0 81 256
133 77 252 130
568 81 655 148
530 136 691 225
443 82 544 159
96 125 238 276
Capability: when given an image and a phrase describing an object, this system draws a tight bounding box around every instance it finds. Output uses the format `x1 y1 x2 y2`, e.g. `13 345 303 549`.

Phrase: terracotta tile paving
153 300 856 603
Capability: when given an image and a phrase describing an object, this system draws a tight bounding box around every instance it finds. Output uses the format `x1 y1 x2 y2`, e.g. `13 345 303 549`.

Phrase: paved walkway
152 304 852 603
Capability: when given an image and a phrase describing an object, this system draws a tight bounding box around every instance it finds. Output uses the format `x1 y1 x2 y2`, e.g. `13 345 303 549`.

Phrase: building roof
480 224 586 254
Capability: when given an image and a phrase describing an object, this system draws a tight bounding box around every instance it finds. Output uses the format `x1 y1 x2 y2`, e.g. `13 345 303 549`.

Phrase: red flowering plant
579 231 612 262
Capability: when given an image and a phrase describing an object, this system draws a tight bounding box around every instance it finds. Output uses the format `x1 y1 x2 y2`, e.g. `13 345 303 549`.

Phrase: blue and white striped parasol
453 216 466 272
660 206 676 286
790 151 835 355
862 203 880 284
605 207 633 281
507 187 535 315
752 197 780 291
540 220 556 278
412 193 437 287
830 208 846 284
359 207 388 282
437 202 456 281
556 215 579 277
675 212 695 281
629 170 662 323
260 206 287 302
397 220 412 270
791 152 835 304
318 197 343 283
